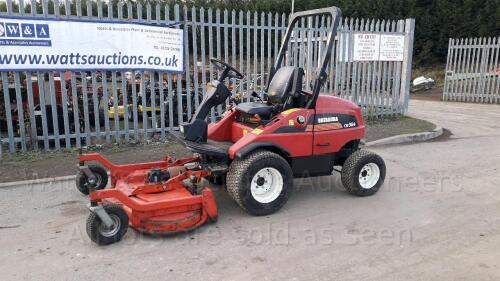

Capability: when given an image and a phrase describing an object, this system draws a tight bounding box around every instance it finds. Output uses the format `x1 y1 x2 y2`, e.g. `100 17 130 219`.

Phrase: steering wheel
210 57 244 80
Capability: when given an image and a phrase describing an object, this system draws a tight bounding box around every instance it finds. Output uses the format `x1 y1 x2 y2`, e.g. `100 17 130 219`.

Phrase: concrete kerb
0 175 76 189
365 127 444 147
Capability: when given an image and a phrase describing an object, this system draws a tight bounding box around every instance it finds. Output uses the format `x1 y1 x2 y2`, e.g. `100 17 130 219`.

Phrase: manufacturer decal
343 122 357 128
314 113 358 131
272 114 358 133
317 116 339 124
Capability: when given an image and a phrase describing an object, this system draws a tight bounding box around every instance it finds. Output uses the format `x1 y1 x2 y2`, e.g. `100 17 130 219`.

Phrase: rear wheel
341 150 386 196
86 204 128 245
76 165 108 195
226 150 293 216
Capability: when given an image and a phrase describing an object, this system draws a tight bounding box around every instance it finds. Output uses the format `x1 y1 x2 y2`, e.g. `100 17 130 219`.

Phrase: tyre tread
341 150 386 196
226 150 291 215
86 204 128 245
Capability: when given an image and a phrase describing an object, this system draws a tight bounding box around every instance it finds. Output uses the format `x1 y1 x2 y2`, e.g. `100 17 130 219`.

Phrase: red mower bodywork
209 95 365 161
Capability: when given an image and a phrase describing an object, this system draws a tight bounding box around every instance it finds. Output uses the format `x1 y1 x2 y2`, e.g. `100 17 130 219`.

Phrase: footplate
169 131 233 158
204 162 229 174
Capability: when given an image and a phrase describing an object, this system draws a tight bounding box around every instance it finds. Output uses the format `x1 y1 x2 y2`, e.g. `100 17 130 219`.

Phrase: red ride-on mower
76 6 386 245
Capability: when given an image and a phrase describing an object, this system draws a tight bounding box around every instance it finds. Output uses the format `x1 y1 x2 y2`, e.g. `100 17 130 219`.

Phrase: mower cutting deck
77 154 217 245
76 6 387 245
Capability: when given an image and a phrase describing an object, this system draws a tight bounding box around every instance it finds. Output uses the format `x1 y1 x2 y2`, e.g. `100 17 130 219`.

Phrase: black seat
235 102 273 119
267 66 303 104
236 66 304 119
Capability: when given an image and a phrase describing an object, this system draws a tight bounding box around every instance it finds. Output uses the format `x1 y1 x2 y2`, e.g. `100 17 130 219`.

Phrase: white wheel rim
250 167 283 204
99 214 121 237
358 163 381 189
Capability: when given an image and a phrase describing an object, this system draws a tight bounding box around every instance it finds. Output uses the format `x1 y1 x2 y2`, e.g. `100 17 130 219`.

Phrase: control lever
251 91 264 103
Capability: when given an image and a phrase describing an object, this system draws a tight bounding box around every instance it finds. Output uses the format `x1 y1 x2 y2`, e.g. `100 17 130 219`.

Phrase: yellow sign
288 119 295 126
282 108 300 116
252 128 263 135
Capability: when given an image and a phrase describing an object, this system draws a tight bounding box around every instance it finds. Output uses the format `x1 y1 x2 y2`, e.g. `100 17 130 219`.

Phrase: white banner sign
353 33 380 61
353 33 405 62
379 34 405 61
0 16 184 72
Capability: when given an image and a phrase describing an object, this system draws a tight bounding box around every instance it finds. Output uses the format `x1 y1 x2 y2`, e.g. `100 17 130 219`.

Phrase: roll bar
267 7 342 109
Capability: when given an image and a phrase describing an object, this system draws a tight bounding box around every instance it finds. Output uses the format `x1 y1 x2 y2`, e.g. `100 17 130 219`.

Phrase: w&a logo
0 22 50 38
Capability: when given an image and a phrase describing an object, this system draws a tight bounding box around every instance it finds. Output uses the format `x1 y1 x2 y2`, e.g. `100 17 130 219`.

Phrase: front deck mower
76 6 386 245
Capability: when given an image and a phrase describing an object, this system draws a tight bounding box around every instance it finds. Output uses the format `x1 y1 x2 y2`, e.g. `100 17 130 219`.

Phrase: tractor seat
235 102 273 119
236 66 303 119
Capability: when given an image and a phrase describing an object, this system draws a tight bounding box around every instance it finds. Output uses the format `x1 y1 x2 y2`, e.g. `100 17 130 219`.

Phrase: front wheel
86 204 129 245
226 150 293 216
341 150 386 196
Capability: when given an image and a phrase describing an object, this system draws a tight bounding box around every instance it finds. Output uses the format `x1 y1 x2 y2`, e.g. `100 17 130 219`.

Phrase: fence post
443 38 452 101
399 18 415 115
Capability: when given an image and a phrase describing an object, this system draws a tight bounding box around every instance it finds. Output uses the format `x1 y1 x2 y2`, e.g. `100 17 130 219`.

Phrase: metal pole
399 18 415 115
